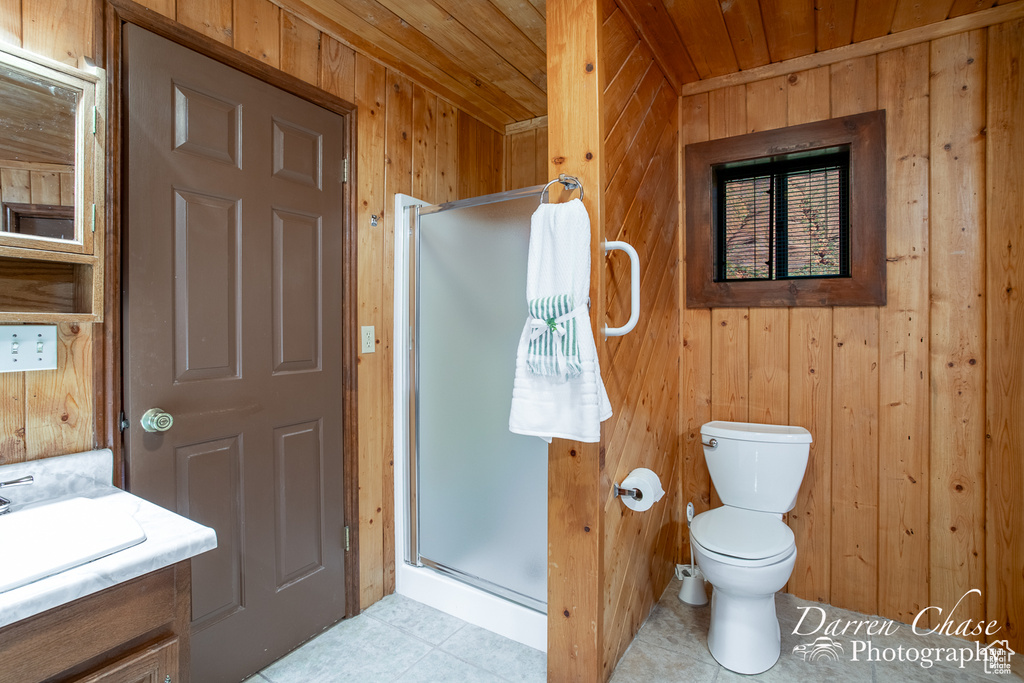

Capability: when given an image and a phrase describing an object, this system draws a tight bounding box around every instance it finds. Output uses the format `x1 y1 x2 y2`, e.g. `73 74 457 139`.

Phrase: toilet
690 420 812 675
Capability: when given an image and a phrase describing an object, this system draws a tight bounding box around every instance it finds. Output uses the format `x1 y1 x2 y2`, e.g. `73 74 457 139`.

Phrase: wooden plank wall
599 2 679 677
680 19 1024 652
504 120 548 191
985 17 1024 655
0 0 504 613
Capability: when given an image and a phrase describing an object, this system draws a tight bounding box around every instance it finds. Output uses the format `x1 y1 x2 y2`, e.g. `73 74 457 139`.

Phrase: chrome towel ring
540 173 584 202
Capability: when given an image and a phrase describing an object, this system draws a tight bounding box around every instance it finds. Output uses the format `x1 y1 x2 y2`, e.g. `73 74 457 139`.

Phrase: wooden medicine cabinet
0 43 105 322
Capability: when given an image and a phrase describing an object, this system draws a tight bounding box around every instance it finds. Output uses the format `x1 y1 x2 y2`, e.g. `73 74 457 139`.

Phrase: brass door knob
141 408 173 432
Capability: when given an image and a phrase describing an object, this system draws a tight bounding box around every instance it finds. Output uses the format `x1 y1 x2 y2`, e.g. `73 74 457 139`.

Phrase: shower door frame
402 184 550 614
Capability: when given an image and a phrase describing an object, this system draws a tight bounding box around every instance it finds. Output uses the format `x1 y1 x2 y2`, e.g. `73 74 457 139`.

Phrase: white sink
0 497 147 593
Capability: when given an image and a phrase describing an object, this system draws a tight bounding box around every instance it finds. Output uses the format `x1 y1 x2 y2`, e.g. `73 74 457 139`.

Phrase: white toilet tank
701 421 812 513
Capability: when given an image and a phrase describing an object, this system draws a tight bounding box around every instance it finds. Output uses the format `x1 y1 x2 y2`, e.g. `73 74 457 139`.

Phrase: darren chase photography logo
790 589 1015 675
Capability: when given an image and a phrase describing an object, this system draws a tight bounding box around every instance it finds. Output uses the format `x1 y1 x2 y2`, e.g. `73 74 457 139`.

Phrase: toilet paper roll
618 468 665 512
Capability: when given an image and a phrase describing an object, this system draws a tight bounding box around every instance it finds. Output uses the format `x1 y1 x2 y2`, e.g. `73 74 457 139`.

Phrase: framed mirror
0 43 104 255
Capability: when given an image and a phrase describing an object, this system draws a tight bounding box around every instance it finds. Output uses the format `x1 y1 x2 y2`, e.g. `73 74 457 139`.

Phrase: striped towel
510 198 612 443
527 294 583 379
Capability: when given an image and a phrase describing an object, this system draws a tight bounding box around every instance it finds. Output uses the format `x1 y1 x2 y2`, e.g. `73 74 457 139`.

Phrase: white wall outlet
361 325 375 354
0 325 58 373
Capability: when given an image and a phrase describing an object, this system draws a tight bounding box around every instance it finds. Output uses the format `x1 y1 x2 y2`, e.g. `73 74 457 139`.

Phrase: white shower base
396 561 547 651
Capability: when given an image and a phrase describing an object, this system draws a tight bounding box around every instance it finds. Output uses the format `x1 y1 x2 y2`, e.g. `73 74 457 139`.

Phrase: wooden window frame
685 110 886 307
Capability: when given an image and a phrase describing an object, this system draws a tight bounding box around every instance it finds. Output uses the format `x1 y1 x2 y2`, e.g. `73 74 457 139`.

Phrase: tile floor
249 582 1022 682
611 577 1024 683
249 593 546 683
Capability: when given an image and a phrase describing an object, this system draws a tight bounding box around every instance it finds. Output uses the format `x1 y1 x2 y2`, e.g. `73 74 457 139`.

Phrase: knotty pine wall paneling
353 53 388 610
504 121 548 191
599 4 680 678
985 17 1024 653
680 18 1024 652
679 90 713 562
829 54 881 618
876 42 930 624
381 68 414 598
0 0 505 614
928 29 987 629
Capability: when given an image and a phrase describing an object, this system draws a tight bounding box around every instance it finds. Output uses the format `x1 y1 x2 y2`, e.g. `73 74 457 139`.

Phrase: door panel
272 210 321 373
173 189 241 382
272 119 322 187
123 25 347 682
172 84 241 166
176 435 244 629
274 419 324 587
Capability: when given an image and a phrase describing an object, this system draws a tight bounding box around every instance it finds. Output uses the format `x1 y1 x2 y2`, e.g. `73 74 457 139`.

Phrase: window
686 111 886 307
716 149 849 281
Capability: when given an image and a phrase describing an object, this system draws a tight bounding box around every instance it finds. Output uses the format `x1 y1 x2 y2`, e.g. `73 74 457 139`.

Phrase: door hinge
118 411 130 433
91 106 97 135
91 204 96 232
344 525 350 552
342 158 349 183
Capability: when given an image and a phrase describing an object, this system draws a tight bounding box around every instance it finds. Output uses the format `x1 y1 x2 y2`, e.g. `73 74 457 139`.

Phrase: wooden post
546 0 605 680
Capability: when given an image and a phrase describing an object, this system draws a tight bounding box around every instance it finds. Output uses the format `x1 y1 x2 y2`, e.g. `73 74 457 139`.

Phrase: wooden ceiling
278 0 1009 130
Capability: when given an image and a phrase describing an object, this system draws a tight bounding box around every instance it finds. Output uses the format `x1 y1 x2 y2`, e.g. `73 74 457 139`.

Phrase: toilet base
707 588 782 675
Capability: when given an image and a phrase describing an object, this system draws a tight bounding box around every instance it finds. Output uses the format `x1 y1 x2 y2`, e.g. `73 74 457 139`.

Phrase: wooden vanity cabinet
0 561 192 683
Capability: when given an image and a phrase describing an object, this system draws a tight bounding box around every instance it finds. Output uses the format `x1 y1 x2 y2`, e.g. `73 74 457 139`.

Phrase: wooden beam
546 0 606 680
679 0 1024 95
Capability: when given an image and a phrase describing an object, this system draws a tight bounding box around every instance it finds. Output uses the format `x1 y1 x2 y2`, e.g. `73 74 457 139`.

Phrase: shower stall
393 186 552 649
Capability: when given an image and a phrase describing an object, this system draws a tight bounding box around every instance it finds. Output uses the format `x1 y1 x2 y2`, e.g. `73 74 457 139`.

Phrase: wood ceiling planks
275 0 1008 128
663 0 739 78
613 0 1004 97
760 0 817 61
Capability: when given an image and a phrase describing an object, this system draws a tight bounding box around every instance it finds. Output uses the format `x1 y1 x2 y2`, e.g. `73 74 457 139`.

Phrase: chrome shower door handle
603 240 640 337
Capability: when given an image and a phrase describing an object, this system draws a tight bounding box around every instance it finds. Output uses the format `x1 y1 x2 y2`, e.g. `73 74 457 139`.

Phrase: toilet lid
690 507 795 560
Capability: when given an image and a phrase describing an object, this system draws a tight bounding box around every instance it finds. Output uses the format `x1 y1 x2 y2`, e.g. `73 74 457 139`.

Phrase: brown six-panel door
123 25 347 682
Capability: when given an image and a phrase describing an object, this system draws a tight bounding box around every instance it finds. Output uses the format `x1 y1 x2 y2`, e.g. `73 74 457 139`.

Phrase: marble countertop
0 449 217 629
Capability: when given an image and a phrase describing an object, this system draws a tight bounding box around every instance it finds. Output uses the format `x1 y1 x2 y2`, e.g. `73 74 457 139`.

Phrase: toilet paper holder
613 484 643 501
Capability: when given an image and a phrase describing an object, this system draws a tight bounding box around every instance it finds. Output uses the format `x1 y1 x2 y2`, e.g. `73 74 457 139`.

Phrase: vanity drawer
71 637 178 683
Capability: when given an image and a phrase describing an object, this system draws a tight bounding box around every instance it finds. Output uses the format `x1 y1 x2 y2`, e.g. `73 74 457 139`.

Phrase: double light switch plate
0 325 58 373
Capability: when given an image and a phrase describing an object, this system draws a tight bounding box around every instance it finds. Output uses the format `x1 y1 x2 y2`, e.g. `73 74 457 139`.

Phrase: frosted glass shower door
414 193 548 612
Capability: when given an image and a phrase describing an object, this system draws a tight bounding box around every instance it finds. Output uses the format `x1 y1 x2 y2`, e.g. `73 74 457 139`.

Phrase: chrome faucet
0 475 33 515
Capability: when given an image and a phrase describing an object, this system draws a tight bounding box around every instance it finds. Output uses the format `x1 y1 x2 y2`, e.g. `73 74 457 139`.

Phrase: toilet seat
690 507 795 564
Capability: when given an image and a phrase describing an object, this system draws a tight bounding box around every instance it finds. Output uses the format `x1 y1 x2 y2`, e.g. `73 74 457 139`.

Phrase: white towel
509 198 612 443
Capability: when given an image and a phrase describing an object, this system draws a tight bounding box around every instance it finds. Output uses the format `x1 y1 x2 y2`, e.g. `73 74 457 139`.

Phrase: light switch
0 325 58 373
